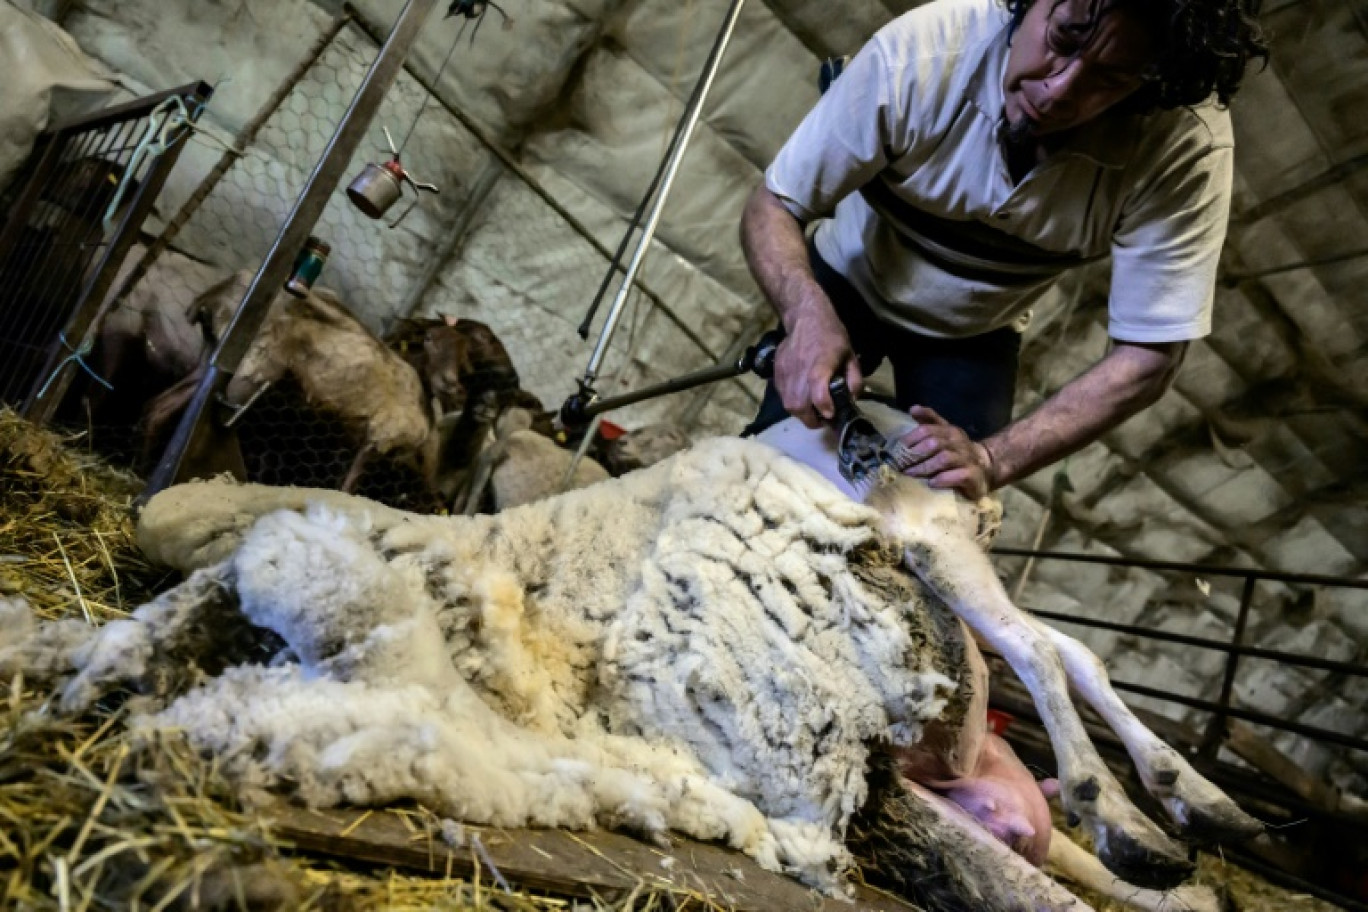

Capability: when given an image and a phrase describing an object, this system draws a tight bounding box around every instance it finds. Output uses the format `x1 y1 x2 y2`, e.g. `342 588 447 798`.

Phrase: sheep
0 405 1263 909
140 270 435 492
101 272 592 511
600 422 694 476
89 243 230 430
385 315 560 510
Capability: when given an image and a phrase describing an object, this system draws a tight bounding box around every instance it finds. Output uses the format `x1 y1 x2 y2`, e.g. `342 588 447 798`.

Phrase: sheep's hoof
1177 797 1265 846
1095 823 1195 891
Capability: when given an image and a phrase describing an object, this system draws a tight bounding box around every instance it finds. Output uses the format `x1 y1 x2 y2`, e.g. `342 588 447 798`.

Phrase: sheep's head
422 325 471 414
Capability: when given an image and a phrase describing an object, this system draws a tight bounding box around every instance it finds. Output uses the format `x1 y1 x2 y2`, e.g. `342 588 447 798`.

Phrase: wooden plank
266 803 923 912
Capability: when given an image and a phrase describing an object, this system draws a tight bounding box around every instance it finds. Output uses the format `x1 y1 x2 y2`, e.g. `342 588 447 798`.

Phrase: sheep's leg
341 444 374 493
59 566 278 713
879 486 1193 890
1047 831 1222 912
1038 624 1263 844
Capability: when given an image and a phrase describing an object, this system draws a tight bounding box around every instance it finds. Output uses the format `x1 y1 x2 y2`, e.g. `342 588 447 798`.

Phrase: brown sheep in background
144 271 434 492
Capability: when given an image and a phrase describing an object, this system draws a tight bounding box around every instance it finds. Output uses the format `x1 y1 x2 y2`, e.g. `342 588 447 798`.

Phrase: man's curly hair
1004 0 1269 113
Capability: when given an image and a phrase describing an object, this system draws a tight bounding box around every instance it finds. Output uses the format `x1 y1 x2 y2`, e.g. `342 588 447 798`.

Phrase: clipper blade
837 417 903 494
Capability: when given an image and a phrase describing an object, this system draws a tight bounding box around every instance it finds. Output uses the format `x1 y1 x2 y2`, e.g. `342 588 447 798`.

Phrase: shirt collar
966 19 1138 171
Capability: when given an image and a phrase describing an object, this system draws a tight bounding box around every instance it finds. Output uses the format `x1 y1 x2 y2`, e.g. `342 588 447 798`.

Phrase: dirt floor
0 410 1352 911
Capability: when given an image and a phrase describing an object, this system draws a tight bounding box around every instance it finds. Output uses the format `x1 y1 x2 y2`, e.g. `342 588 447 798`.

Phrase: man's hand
775 303 863 428
740 185 864 428
898 405 996 499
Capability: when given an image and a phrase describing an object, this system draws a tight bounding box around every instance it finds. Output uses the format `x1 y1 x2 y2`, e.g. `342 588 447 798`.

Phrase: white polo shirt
764 0 1234 342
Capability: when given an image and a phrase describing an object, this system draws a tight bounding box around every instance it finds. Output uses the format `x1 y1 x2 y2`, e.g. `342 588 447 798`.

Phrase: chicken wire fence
68 11 711 508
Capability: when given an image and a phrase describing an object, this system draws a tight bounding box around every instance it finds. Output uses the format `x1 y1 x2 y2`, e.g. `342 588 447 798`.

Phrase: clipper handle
828 376 860 427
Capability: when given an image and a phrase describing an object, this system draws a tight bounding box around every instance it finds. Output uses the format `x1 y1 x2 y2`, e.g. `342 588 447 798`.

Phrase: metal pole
144 0 441 496
559 330 777 430
577 46 714 340
1200 574 1258 759
1026 607 1368 679
565 357 751 424
579 0 747 385
991 547 1368 589
678 301 774 430
345 3 735 373
559 414 603 494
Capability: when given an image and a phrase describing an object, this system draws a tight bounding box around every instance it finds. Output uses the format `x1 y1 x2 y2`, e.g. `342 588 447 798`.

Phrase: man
741 0 1267 499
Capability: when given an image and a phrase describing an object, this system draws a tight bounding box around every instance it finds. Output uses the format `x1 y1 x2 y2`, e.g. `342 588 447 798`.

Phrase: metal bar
989 687 1347 822
992 547 1368 589
145 0 442 496
26 83 216 425
1109 681 1368 753
43 82 217 137
343 6 736 378
1029 607 1368 678
1221 247 1368 284
1200 575 1257 759
568 357 750 425
581 0 747 384
679 301 773 429
1231 148 1368 226
577 43 713 339
104 17 353 316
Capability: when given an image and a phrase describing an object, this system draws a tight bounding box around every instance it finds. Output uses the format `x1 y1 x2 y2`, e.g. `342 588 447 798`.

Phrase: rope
395 16 465 155
35 332 113 402
102 94 246 234
101 96 188 233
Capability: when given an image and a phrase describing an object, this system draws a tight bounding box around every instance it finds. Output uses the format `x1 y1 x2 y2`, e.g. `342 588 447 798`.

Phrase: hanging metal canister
285 236 331 297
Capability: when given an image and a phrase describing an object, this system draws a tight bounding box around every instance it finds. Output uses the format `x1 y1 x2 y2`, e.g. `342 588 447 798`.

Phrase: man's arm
741 185 863 428
900 340 1188 499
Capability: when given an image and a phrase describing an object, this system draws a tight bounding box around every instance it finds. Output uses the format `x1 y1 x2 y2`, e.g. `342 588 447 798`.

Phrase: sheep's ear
443 314 459 327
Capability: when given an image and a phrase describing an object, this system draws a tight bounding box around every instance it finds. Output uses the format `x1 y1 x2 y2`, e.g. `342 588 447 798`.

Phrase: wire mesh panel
0 83 212 417
163 25 488 335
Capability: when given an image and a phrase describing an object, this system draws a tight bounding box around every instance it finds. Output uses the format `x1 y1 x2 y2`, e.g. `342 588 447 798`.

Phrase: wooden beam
265 803 924 912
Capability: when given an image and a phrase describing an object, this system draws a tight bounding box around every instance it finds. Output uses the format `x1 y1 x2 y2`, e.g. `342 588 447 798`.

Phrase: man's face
1003 0 1158 138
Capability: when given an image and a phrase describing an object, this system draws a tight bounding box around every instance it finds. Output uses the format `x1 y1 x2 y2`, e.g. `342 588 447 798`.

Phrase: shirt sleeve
764 38 901 224
1108 132 1234 344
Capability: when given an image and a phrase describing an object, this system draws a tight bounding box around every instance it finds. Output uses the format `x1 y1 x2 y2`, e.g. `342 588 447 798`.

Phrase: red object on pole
986 709 1013 737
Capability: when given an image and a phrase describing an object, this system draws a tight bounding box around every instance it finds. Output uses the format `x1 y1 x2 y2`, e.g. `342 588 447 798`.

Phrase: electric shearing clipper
827 376 915 491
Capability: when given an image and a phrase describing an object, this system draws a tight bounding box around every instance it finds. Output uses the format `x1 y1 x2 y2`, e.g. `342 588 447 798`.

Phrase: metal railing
993 548 1368 908
994 546 1368 756
0 81 212 421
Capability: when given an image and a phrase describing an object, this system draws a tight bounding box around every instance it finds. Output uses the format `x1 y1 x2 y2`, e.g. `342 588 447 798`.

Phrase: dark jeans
744 243 1021 441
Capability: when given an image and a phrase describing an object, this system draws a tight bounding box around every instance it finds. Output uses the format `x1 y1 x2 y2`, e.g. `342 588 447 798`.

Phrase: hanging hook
446 0 510 43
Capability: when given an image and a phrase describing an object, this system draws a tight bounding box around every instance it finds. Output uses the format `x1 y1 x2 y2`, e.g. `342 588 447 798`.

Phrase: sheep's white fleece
12 438 969 889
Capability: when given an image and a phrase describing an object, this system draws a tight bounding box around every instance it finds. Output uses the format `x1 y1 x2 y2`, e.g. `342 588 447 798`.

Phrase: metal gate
0 82 212 420
990 546 1368 910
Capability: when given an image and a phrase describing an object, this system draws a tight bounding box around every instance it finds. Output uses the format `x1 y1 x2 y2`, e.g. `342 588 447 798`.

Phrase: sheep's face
422 327 470 414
